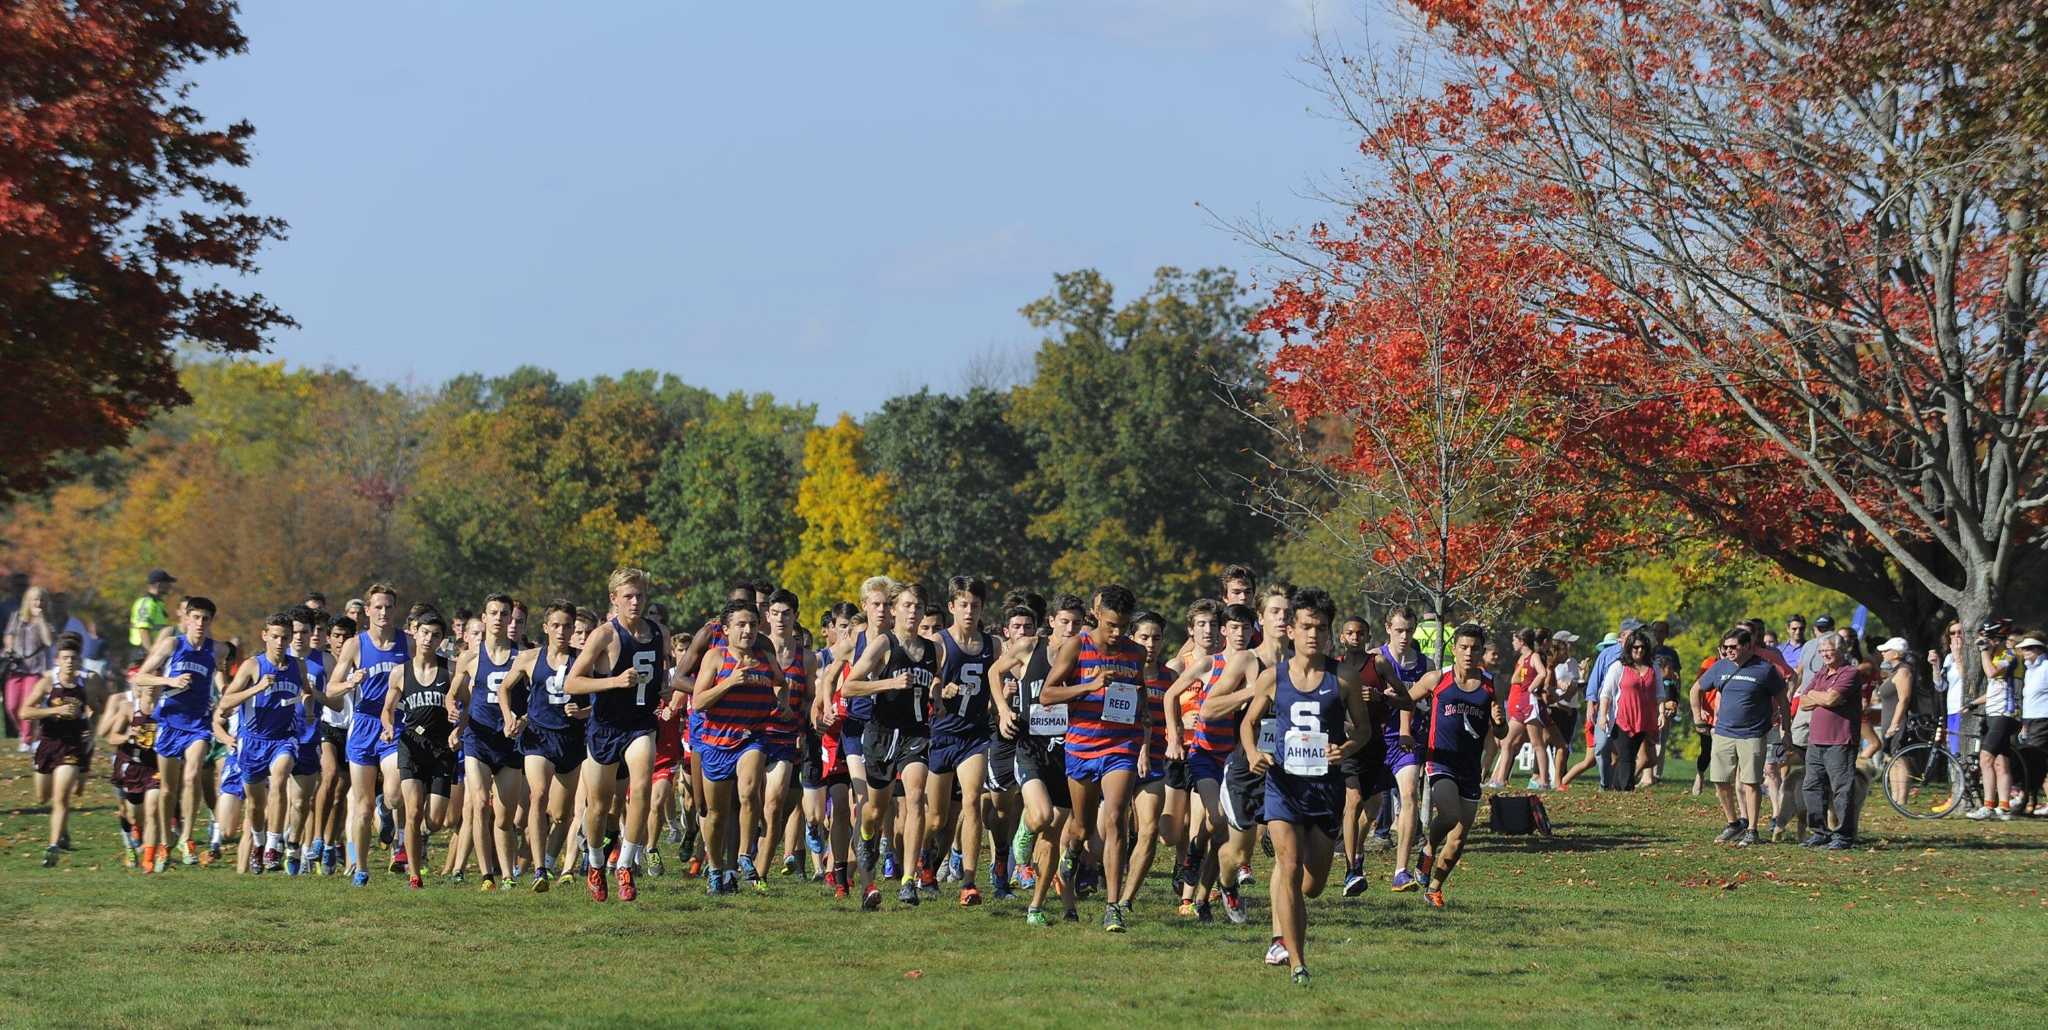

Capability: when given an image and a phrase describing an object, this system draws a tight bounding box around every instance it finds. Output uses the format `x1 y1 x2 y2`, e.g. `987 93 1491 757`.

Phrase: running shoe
557 869 576 888
377 804 394 845
1012 825 1036 867
1424 887 1445 909
617 867 637 902
990 879 1016 902
882 841 900 881
1827 834 1855 850
43 845 59 868
351 869 370 887
960 885 983 907
1735 829 1759 848
285 851 301 877
305 840 325 866
1177 899 1197 918
783 853 801 878
738 854 759 884
1995 808 2015 822
665 819 684 846
453 870 467 885
898 881 921 906
946 847 965 883
1802 831 1831 848
534 871 551 893
805 823 825 858
1103 903 1127 933
647 849 665 878
480 875 498 893
586 867 608 902
863 886 883 911
264 847 283 872
1265 938 1288 966
1343 871 1369 897
1196 901 1214 923
688 854 704 878
1292 967 1311 987
1715 820 1747 842
1025 907 1050 927
834 876 850 900
750 870 767 894
122 843 139 869
1063 908 1080 923
1221 886 1248 925
1017 862 1038 890
57 830 70 851
1391 869 1421 892
505 871 522 891
248 855 264 875
1236 862 1254 887
390 847 408 874
408 872 424 890
202 843 220 867
918 866 940 900
1966 805 1994 820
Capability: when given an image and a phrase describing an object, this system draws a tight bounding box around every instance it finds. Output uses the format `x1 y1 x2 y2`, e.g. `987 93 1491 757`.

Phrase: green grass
1 749 2042 1029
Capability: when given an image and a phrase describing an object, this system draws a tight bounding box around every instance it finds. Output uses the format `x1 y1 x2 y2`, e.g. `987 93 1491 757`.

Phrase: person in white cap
1872 637 1919 803
2015 636 2048 816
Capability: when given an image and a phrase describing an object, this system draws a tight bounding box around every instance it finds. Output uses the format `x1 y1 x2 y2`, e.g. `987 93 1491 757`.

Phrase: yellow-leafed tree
779 416 911 628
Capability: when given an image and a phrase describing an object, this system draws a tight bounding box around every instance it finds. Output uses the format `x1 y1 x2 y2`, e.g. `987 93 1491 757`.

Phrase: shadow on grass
1466 830 1679 853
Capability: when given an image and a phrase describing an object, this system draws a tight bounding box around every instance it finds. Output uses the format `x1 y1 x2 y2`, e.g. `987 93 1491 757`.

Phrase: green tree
779 416 912 627
1007 268 1270 608
863 387 1044 590
648 396 809 619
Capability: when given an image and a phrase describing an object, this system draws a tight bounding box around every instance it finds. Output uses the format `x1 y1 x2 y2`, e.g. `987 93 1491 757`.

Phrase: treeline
2 268 1288 643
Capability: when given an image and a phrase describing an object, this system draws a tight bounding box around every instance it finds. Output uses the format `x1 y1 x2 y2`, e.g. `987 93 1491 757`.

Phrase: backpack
1488 793 1552 836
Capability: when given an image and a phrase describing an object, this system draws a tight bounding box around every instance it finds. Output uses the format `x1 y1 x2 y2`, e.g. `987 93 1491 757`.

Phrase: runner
132 595 227 867
757 589 814 883
977 600 1039 902
215 613 310 874
23 632 101 867
286 608 334 875
323 585 409 886
1116 608 1174 913
1488 628 1557 790
1197 586 1290 944
1164 601 1253 921
1161 598 1221 913
684 598 788 895
842 582 939 909
98 680 166 872
808 601 861 897
1239 588 1370 984
987 594 1082 925
1412 622 1506 908
308 615 355 875
499 600 585 891
565 567 668 902
383 610 455 889
1041 584 1147 932
449 594 528 890
928 576 996 906
1365 607 1431 893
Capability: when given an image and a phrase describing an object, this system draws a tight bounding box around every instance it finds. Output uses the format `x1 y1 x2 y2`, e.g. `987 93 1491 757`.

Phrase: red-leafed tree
1257 1 2046 648
1239 65 1606 643
1 0 292 497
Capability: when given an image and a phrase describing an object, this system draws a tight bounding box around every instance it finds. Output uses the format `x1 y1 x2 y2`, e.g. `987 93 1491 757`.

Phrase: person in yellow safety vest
1414 610 1447 666
128 569 177 649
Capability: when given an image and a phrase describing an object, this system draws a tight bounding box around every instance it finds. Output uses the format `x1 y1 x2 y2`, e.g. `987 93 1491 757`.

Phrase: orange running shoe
1424 888 1445 909
617 867 637 902
587 866 609 902
959 885 983 907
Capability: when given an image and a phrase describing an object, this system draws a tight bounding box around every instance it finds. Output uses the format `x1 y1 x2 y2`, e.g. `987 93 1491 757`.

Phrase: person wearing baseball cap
129 569 177 649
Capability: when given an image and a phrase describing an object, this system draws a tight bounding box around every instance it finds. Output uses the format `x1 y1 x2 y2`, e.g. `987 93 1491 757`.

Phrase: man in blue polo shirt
1693 626 1789 847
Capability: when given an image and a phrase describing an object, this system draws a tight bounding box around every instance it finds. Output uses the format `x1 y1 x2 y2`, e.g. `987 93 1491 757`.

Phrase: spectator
1604 631 1662 790
1929 621 1968 756
5 585 59 748
1559 629 1625 789
1646 620 1682 783
1548 631 1582 778
2014 636 2048 817
1415 610 1446 667
1797 635 1864 849
1780 614 1808 668
1969 621 2019 821
1694 626 1789 847
128 569 176 651
1746 617 1798 839
51 592 105 676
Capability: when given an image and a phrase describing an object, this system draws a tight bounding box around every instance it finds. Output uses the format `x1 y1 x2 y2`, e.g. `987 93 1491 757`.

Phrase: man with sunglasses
1691 627 1789 847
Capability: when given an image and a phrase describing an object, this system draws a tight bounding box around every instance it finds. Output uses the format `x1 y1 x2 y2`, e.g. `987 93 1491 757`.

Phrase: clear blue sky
197 1 1376 418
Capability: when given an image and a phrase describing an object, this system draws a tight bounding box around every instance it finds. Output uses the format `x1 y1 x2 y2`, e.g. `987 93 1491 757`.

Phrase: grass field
2 747 2043 1029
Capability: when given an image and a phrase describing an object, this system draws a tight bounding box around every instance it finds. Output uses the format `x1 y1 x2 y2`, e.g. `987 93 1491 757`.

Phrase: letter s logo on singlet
1289 700 1324 736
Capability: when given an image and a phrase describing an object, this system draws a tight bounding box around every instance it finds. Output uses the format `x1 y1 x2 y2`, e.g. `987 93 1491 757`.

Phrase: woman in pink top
1601 632 1663 791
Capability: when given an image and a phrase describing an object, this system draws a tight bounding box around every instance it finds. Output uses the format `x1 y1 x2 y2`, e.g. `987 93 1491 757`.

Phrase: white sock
267 832 284 850
587 843 606 868
209 821 223 846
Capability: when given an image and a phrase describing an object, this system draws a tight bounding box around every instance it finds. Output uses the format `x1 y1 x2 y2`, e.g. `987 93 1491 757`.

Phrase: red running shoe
617 867 637 902
408 872 424 890
1425 888 1445 909
390 847 409 874
834 877 851 900
960 885 983 907
587 866 609 902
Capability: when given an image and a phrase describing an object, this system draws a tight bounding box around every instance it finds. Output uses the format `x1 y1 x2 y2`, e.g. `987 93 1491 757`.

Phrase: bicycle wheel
1883 743 1963 819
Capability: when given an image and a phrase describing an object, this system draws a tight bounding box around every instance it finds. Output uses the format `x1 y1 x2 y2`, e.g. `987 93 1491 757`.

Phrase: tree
779 416 911 628
648 398 807 619
863 388 1045 589
1 0 292 497
1243 112 1597 652
1007 268 1272 608
1286 3 2047 650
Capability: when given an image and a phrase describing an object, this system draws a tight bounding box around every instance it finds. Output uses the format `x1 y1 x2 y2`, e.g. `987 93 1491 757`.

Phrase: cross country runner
565 568 668 902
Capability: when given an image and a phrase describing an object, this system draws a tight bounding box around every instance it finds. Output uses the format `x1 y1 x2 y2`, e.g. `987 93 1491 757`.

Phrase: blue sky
196 1 1378 417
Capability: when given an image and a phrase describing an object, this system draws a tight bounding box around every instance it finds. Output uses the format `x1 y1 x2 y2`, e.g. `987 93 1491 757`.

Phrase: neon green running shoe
1012 824 1037 867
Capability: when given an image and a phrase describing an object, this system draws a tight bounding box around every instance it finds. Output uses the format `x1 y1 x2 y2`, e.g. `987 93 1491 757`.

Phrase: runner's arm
217 660 272 710
1239 667 1278 774
17 674 58 719
324 637 363 701
498 651 533 733
564 623 627 695
1034 636 1093 706
1198 651 1260 720
840 640 901 698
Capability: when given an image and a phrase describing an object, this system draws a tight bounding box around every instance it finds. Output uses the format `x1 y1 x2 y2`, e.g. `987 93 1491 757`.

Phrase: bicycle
1880 734 1982 820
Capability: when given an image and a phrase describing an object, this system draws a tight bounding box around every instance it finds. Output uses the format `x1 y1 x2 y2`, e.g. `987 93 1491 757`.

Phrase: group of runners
21 564 1520 985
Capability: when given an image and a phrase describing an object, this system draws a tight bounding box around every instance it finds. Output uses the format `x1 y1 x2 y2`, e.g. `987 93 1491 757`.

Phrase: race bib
1029 703 1069 736
1256 717 1278 753
1102 682 1140 725
1282 729 1329 776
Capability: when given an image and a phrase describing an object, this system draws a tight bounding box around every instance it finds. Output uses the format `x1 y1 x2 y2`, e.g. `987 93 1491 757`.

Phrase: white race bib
1029 703 1069 736
1102 682 1140 725
1282 729 1330 776
1256 717 1278 753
